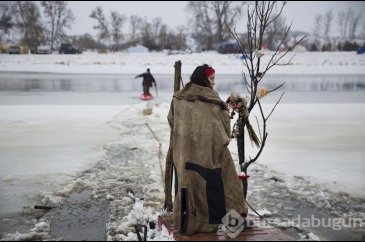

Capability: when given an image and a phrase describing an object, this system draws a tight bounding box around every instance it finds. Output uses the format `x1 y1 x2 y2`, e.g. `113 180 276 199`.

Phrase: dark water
44 190 110 241
0 72 365 92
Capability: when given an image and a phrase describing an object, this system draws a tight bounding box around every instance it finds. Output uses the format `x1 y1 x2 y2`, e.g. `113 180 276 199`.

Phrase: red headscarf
205 67 215 78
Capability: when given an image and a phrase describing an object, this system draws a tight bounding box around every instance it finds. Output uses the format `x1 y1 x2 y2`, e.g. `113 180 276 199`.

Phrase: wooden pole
164 60 182 212
174 60 182 92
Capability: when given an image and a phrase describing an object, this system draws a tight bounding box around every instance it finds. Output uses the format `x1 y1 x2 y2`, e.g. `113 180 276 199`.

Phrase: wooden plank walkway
158 214 295 241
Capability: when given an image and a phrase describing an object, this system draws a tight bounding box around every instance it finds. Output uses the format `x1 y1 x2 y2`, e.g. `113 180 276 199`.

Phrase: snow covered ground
0 51 364 75
0 51 365 240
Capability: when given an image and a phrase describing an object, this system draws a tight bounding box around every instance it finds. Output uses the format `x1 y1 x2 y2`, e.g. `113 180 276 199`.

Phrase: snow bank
0 51 364 75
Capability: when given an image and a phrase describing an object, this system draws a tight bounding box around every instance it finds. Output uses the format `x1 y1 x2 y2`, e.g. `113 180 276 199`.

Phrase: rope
145 120 165 190
245 201 283 229
245 201 266 220
180 76 185 88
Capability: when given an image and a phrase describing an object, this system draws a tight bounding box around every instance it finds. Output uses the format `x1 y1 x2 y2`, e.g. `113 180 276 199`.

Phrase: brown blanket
167 83 247 236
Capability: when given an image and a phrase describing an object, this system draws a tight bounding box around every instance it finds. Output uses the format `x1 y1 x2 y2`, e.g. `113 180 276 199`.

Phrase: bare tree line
89 6 188 51
0 1 74 51
0 1 249 52
312 8 363 51
41 1 75 50
1 1 364 53
186 1 245 50
0 1 190 52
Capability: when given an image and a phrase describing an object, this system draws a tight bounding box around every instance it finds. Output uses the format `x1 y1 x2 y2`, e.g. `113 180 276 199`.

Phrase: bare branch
274 54 295 66
256 96 265 119
226 23 251 74
266 92 285 121
233 28 251 70
264 22 293 73
242 72 251 88
242 72 251 94
261 19 309 79
243 91 285 171
242 98 268 170
265 2 287 27
254 114 262 143
246 5 256 74
264 34 309 75
268 82 285 93
253 3 258 51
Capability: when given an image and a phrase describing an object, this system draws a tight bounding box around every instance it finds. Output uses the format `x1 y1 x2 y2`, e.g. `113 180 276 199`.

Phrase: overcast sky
66 1 365 37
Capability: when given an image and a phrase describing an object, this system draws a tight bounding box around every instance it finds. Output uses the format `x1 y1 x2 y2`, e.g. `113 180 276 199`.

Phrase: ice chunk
256 208 272 217
31 222 50 233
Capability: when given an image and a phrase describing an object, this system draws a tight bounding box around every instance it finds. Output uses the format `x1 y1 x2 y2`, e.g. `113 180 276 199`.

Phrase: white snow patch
256 208 273 217
31 222 50 233
1 221 51 241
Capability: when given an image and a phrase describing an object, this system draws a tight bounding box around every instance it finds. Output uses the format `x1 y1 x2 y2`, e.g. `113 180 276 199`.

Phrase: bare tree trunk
187 1 244 50
237 118 247 198
349 9 361 40
324 11 333 48
41 1 74 51
17 1 29 41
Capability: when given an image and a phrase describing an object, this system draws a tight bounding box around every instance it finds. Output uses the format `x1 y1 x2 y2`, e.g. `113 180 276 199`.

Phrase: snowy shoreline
0 51 365 75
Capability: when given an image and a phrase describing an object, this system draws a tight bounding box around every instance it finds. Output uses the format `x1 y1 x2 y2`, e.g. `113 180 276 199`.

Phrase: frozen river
1 72 365 93
0 73 365 240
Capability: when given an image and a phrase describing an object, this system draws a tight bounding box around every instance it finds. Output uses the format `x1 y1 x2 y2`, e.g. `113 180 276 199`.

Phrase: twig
254 114 262 143
266 92 285 121
242 72 251 94
242 98 268 170
268 82 285 93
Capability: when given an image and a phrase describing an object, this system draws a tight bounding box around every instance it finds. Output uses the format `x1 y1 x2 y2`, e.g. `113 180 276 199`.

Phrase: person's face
207 74 215 88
